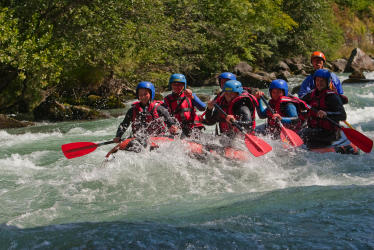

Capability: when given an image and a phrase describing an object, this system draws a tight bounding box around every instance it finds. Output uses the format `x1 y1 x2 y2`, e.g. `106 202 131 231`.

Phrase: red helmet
311 51 326 63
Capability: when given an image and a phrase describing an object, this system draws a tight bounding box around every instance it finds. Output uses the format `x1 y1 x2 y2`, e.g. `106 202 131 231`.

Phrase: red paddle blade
280 127 303 147
341 127 373 153
61 142 98 159
244 134 272 157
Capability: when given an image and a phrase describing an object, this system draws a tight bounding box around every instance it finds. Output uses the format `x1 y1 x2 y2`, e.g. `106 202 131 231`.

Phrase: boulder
273 61 290 72
233 62 253 76
344 48 374 73
276 70 291 82
291 85 301 95
348 70 365 79
237 72 271 88
0 114 34 129
196 93 211 102
331 59 347 72
34 97 110 121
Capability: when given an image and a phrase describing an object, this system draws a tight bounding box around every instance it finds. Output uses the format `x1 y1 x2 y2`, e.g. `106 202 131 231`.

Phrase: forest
0 0 373 116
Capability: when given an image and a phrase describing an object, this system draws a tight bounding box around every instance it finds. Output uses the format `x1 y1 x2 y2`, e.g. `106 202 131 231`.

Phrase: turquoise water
1 74 374 249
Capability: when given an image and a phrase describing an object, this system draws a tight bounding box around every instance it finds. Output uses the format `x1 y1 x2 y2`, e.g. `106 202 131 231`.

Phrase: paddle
62 140 115 159
324 116 373 153
213 103 272 157
260 96 303 147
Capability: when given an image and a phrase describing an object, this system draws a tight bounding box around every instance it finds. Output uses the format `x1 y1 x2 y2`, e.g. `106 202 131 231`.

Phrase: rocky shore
1 48 374 129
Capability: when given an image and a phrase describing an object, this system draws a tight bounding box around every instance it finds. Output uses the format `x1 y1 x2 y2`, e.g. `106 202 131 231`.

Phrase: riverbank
2 48 374 129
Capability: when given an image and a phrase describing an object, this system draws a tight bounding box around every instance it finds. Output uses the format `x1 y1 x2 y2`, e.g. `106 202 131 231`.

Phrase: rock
331 59 347 72
233 62 253 76
237 72 271 88
0 114 34 129
272 61 290 72
349 70 365 79
196 93 210 102
344 48 374 73
34 97 110 121
291 85 301 95
284 57 307 73
343 78 374 84
342 69 374 83
276 70 291 82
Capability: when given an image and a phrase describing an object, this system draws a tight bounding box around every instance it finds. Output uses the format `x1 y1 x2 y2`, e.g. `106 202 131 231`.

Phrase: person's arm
191 93 206 111
203 106 221 125
280 103 299 124
256 98 268 119
325 94 346 122
156 105 177 128
115 108 133 138
331 73 344 95
298 75 313 98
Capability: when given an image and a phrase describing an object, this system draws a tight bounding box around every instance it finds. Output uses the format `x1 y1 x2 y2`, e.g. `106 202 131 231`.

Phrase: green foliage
0 0 369 113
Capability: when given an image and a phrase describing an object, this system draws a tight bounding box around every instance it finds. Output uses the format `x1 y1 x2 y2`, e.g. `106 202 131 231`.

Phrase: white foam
345 106 374 125
364 71 374 79
0 130 63 146
0 153 46 171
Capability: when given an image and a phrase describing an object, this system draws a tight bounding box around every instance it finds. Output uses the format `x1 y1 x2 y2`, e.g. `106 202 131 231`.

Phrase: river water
1 73 374 249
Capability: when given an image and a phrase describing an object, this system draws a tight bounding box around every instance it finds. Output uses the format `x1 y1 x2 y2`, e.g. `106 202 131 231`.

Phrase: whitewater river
1 73 374 249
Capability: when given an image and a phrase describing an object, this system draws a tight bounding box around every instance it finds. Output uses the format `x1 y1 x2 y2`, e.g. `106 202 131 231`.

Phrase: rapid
1 73 374 249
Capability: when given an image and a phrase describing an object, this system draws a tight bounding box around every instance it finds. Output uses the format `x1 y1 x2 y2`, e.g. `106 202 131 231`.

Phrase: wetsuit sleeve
191 93 206 111
256 98 268 119
331 73 344 94
280 103 298 124
325 94 346 122
203 108 221 125
115 107 134 138
298 75 314 98
156 105 176 128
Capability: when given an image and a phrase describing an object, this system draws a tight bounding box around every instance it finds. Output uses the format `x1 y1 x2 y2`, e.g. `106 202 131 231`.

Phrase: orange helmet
311 51 326 63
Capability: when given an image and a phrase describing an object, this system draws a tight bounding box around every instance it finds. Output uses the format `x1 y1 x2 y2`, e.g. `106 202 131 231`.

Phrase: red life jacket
131 101 166 135
267 95 309 131
216 92 258 134
307 89 338 131
164 92 204 129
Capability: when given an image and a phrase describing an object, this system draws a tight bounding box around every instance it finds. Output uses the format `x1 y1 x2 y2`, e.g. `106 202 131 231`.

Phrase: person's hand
255 91 265 99
169 125 179 135
113 137 121 143
225 115 236 124
317 110 327 118
184 89 193 99
207 100 215 110
271 113 281 120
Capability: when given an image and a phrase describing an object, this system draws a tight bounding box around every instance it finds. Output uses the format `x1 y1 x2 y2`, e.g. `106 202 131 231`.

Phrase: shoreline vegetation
1 0 374 128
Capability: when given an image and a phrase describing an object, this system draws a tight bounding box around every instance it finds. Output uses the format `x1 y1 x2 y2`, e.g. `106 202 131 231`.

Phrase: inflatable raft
106 136 251 161
305 131 359 154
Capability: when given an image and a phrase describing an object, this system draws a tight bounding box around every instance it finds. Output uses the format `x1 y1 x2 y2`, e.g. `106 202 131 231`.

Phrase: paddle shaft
260 96 284 127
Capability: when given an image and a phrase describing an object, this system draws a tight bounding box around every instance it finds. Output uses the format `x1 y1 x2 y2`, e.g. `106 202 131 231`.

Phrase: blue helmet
169 73 187 90
136 81 155 101
222 80 243 94
269 79 288 96
218 72 236 81
314 69 331 83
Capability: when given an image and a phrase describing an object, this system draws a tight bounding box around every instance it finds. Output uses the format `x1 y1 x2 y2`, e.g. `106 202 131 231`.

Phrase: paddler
113 81 178 151
163 73 206 138
204 80 258 138
300 69 347 148
256 79 309 138
298 51 344 98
